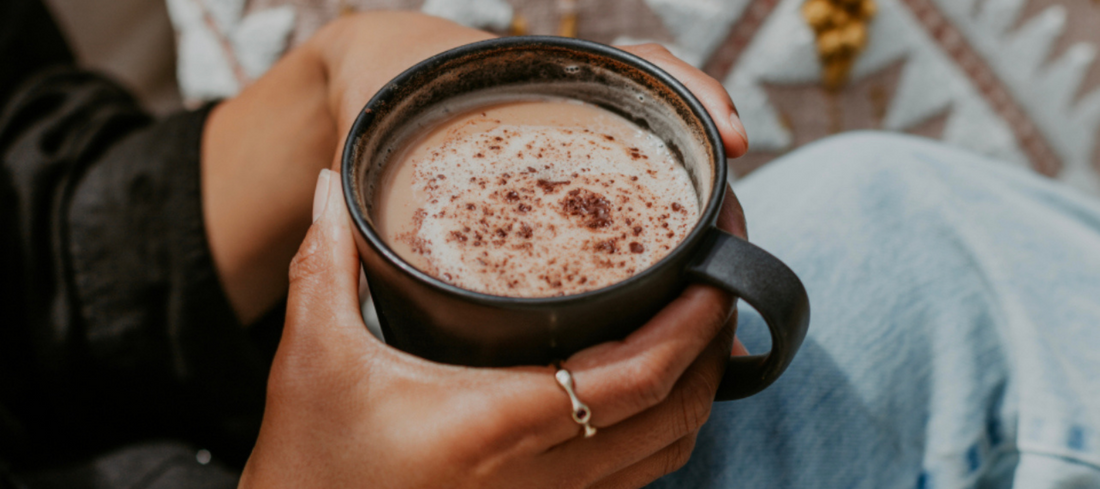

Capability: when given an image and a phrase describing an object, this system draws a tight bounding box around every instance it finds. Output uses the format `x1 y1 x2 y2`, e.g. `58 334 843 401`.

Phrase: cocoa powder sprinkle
561 189 613 229
594 239 617 253
387 102 700 298
536 179 571 194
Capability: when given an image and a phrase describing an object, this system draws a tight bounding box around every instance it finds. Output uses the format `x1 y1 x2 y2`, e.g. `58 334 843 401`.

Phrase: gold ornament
510 13 529 36
558 0 578 38
802 0 877 90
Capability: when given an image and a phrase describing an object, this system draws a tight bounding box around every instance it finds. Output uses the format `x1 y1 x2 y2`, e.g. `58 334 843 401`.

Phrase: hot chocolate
376 99 699 297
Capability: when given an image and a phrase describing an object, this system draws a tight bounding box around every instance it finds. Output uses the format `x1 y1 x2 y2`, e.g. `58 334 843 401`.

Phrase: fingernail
729 114 748 145
327 168 343 212
312 169 332 223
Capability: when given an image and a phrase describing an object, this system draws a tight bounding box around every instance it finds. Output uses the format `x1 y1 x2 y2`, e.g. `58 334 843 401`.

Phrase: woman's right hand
238 170 741 488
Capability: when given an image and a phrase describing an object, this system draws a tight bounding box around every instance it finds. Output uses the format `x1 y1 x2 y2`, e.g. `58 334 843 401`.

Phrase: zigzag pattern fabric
167 0 1100 196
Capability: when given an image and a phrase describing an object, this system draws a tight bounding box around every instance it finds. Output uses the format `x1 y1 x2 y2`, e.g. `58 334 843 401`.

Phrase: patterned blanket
167 0 1100 195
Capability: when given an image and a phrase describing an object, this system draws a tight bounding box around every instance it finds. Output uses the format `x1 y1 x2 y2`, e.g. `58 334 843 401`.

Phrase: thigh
653 133 1100 488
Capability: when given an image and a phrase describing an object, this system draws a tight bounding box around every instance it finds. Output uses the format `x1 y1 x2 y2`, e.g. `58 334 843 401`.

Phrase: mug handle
686 228 810 401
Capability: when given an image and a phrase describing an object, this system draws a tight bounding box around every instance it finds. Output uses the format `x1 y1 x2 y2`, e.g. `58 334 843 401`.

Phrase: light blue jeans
653 133 1100 488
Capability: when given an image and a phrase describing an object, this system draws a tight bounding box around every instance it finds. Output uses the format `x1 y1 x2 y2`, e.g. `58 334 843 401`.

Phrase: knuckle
695 294 733 339
676 372 715 434
626 359 675 410
641 42 671 55
704 301 732 333
287 232 326 285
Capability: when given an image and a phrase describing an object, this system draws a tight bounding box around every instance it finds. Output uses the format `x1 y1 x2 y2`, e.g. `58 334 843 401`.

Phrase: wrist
306 11 495 133
202 45 336 325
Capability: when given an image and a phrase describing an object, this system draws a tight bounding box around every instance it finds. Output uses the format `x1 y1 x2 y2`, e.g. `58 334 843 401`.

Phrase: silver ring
554 367 597 438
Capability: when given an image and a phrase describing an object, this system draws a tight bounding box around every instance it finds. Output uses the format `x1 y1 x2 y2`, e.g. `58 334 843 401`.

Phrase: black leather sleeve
0 0 276 482
0 0 73 109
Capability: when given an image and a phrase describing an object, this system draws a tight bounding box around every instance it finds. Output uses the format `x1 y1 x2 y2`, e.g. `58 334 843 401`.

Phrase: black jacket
1 1 279 486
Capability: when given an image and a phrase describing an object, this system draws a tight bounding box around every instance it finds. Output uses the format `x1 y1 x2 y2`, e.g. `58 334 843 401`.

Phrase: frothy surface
377 100 699 297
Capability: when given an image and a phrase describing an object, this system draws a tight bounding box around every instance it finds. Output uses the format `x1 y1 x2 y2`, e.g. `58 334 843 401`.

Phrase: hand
615 43 748 159
239 164 745 489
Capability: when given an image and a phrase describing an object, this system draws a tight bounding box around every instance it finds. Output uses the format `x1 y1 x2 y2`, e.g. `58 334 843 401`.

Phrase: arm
200 12 491 325
200 46 335 325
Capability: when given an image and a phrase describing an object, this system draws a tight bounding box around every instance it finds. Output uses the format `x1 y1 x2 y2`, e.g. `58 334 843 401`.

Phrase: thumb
283 169 370 352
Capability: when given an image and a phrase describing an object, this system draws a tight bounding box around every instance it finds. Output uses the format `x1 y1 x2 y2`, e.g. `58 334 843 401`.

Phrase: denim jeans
653 133 1100 488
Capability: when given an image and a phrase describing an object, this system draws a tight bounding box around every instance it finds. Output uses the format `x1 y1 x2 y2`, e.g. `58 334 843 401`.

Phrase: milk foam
378 100 699 298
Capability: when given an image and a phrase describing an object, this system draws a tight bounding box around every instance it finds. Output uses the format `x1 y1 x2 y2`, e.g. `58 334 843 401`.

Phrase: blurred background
42 0 1100 196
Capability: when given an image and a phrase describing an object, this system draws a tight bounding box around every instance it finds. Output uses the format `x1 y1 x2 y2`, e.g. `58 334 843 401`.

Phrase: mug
341 36 809 401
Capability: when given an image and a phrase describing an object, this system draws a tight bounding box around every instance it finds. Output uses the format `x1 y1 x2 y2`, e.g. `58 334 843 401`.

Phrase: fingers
543 314 734 481
558 284 733 432
617 43 749 159
615 43 752 361
466 286 739 470
588 434 699 489
282 169 373 359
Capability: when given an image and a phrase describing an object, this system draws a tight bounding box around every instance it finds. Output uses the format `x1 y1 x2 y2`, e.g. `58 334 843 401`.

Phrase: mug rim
342 35 727 308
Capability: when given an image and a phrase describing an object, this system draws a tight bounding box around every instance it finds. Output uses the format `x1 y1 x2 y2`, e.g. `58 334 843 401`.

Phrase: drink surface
376 99 699 298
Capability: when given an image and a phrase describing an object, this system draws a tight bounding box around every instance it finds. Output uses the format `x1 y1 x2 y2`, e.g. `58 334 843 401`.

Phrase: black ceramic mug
341 36 809 401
